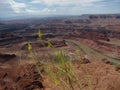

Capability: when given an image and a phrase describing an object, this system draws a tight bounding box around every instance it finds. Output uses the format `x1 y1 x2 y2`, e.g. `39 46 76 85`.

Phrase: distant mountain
82 14 120 19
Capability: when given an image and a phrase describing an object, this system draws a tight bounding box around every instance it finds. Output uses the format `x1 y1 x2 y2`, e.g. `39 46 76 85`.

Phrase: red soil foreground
0 61 120 90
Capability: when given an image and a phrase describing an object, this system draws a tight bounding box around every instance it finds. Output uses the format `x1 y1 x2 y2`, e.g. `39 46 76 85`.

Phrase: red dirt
0 61 120 90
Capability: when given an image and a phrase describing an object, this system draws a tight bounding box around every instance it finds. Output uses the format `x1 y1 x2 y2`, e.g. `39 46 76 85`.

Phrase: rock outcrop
0 54 16 63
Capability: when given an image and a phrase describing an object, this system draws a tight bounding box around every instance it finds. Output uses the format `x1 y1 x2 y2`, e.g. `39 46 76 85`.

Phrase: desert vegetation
27 30 85 90
20 30 119 90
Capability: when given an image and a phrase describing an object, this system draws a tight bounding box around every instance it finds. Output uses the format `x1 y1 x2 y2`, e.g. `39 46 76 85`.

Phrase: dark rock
3 73 8 78
24 81 43 90
4 86 8 90
16 76 21 82
0 54 16 63
31 81 44 88
81 58 90 64
102 58 113 65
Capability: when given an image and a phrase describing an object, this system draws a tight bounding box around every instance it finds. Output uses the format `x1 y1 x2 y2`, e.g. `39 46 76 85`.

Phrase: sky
0 0 120 19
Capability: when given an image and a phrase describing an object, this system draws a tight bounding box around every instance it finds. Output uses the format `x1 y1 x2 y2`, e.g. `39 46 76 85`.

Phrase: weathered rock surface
0 54 16 63
0 64 44 90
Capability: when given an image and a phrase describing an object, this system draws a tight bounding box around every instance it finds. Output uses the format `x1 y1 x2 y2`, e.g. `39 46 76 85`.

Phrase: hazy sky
0 0 120 19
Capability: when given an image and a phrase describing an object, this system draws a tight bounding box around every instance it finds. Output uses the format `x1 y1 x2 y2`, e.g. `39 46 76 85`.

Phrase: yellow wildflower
38 29 43 39
28 42 32 51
